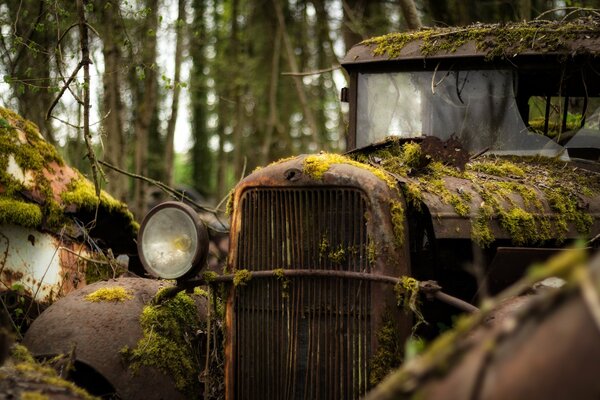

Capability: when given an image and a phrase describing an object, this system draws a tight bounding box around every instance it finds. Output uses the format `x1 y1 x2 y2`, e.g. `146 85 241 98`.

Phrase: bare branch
281 65 340 77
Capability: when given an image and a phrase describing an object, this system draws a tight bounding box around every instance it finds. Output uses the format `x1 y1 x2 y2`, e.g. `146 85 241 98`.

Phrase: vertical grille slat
234 187 371 399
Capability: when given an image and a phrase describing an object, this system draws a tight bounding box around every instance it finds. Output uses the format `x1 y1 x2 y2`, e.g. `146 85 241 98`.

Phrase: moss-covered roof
344 17 600 63
0 107 138 252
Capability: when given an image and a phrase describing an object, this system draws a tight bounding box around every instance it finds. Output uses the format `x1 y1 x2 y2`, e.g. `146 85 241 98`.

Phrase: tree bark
260 25 282 166
190 0 213 197
100 0 127 201
133 0 159 218
165 0 187 187
399 0 422 31
273 0 319 145
6 0 56 144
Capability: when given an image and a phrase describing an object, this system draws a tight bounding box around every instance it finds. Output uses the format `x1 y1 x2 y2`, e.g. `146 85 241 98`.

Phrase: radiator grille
233 187 372 399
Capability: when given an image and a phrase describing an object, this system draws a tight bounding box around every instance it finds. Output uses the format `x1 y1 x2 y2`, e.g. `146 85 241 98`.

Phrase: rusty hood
348 137 600 246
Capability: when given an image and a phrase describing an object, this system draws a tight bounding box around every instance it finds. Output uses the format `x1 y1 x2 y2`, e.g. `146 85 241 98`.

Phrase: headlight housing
138 201 209 279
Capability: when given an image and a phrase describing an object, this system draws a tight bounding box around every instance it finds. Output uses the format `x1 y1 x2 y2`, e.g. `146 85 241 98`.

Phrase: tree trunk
6 0 56 144
165 0 187 187
100 0 127 201
190 0 213 197
399 0 422 31
133 0 159 219
273 0 319 145
260 26 282 166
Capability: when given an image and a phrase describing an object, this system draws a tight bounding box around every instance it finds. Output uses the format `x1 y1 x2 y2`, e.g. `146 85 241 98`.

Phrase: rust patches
57 240 88 294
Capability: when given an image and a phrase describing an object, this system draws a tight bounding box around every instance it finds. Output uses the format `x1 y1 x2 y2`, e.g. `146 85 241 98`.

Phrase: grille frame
225 157 412 400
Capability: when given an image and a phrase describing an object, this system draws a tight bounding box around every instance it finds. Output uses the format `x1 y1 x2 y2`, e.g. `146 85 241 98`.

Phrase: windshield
357 70 566 157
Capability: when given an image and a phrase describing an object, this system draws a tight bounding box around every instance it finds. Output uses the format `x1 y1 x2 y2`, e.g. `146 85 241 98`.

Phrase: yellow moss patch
390 200 406 247
0 197 42 227
303 153 396 189
61 174 125 213
394 276 425 329
84 287 132 302
21 392 50 400
233 269 252 286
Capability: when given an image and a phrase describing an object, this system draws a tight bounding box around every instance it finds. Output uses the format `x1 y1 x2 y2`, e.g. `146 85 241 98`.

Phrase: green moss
233 269 252 286
21 392 50 400
0 197 42 227
351 139 598 247
202 271 219 282
84 287 132 302
328 246 346 263
8 344 96 400
84 260 122 284
394 276 425 328
361 20 598 60
11 344 35 363
367 240 377 265
390 200 406 247
303 153 396 189
472 205 495 248
403 182 424 210
498 207 537 245
193 287 209 298
61 174 124 212
470 159 525 178
121 290 202 398
369 312 405 386
401 142 424 170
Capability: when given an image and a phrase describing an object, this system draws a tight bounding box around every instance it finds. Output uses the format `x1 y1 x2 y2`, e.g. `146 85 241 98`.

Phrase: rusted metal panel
0 224 88 304
225 156 412 400
370 255 600 400
23 278 195 400
341 33 600 67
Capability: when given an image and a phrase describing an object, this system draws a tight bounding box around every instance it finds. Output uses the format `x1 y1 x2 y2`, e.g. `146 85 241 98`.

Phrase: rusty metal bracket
165 269 479 314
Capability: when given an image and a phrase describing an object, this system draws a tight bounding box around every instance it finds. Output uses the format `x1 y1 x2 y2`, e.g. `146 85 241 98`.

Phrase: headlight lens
138 202 209 279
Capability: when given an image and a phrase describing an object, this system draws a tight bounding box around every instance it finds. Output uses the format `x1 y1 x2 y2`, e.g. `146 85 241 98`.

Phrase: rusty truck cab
223 21 600 400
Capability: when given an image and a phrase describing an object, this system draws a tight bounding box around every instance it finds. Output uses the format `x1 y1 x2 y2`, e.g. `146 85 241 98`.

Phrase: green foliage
121 290 202 398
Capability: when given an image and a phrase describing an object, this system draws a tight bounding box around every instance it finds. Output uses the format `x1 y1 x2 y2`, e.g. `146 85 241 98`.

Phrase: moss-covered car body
224 18 600 400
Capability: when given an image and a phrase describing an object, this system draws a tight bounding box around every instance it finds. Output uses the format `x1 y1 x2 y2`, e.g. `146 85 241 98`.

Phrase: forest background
1 0 600 219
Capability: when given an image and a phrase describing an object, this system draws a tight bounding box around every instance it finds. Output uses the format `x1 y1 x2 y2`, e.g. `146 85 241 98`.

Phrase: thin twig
46 62 84 120
98 160 229 232
58 247 111 265
281 65 340 77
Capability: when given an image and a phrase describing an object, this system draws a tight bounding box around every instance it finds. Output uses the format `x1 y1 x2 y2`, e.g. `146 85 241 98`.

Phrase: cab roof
341 17 600 67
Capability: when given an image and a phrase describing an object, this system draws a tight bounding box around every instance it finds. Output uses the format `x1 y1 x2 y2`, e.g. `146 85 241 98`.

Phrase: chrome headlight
138 201 209 279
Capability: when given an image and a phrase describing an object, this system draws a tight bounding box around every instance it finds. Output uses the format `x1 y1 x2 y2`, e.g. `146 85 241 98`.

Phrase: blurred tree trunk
273 0 319 144
231 0 245 182
520 0 532 20
190 0 213 197
214 0 228 202
399 0 422 30
133 0 159 218
99 0 127 201
165 0 187 187
259 26 282 166
5 0 56 144
342 0 366 51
